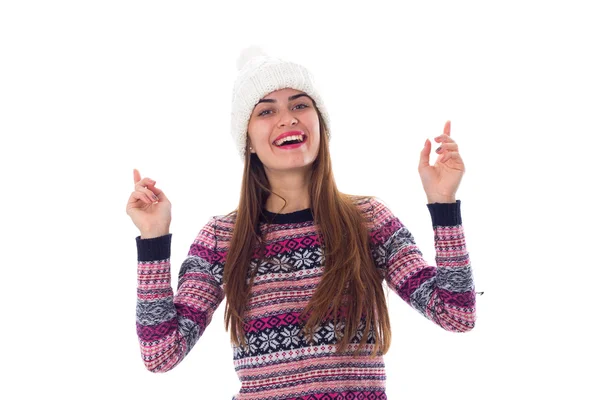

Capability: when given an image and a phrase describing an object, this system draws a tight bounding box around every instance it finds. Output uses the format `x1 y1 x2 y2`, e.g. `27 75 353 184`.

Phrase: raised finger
444 120 451 136
133 169 141 184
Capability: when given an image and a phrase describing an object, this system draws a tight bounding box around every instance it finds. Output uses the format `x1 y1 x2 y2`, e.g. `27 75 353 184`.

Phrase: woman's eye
258 103 308 117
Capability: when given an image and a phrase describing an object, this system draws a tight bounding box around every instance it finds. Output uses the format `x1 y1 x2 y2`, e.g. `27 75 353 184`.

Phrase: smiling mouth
274 135 307 147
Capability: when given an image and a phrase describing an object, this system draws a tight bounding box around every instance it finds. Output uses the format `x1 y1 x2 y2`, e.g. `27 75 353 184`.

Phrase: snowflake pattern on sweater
135 197 476 399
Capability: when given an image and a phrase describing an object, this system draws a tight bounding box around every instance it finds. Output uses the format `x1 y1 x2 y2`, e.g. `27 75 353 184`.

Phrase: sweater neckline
259 207 314 224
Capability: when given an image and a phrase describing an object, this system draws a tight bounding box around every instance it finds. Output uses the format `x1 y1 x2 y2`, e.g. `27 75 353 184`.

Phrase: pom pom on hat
236 45 268 71
230 46 331 162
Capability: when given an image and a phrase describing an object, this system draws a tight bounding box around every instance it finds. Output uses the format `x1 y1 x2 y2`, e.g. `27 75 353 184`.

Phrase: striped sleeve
369 197 477 332
135 216 225 372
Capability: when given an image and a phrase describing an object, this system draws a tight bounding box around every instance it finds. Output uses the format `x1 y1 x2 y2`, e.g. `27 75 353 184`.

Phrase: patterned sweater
135 197 476 399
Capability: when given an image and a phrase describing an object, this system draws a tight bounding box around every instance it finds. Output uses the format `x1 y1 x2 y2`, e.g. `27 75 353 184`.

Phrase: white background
1 1 598 399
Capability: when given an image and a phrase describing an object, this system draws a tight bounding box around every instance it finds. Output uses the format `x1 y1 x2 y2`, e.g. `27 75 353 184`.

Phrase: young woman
125 47 477 400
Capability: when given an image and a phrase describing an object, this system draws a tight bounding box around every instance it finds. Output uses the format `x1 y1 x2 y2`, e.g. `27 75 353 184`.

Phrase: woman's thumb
418 139 431 169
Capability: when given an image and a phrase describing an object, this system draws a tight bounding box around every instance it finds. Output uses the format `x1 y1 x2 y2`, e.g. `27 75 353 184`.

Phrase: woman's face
247 88 320 172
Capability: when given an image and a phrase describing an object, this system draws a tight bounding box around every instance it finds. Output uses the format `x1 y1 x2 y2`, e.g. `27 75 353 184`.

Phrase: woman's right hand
126 168 172 238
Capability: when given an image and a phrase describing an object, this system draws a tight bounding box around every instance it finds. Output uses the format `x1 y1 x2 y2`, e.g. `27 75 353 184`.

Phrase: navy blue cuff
426 200 462 227
135 233 172 262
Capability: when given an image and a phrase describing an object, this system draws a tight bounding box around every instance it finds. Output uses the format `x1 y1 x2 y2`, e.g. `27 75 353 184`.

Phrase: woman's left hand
418 120 465 203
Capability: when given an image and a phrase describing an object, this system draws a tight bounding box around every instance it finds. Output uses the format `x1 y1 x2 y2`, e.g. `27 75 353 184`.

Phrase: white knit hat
230 46 331 161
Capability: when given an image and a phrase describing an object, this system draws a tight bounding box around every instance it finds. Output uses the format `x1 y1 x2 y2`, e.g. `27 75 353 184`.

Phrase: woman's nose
277 110 298 127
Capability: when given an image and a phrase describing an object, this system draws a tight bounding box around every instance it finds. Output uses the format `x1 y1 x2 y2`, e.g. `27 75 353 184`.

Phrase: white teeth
275 135 304 146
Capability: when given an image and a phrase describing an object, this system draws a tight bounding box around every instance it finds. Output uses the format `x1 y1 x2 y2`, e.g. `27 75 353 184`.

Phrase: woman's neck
263 169 311 213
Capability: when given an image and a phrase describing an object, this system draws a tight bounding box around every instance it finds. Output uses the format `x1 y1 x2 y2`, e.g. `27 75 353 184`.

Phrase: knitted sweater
135 197 476 399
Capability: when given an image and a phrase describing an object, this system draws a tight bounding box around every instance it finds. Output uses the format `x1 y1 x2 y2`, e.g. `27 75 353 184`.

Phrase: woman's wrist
426 195 456 204
140 228 170 239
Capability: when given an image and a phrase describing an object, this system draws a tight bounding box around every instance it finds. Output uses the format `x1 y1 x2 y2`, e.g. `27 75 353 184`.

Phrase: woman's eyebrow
256 93 310 104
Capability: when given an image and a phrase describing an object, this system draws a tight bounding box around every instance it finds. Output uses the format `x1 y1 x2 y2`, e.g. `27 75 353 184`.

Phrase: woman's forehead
262 88 304 99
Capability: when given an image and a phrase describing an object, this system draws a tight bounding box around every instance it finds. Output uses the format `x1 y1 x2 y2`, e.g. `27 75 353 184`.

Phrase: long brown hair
222 104 391 358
